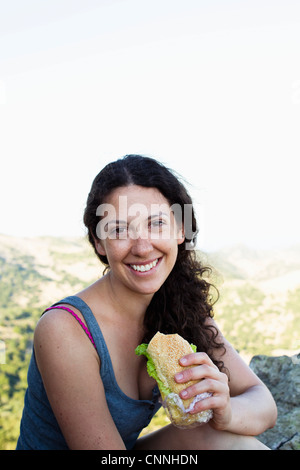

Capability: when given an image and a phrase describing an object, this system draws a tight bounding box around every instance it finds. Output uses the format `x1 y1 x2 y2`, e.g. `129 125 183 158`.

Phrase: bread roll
147 332 198 406
145 332 213 427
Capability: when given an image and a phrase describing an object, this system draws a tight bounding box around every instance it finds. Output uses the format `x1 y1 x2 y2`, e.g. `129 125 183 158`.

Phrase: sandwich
135 331 213 428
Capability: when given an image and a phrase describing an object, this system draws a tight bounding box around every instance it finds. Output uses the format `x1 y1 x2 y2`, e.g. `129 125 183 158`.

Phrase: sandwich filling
135 342 172 397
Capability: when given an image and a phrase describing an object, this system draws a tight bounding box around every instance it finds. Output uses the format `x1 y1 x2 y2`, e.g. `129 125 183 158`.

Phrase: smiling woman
16 155 276 450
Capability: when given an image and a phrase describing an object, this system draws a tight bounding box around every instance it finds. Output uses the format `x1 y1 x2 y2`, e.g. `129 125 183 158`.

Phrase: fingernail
175 373 183 381
181 390 188 398
180 357 187 365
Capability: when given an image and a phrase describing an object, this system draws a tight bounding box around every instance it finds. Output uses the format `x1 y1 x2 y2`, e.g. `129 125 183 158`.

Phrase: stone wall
250 354 300 450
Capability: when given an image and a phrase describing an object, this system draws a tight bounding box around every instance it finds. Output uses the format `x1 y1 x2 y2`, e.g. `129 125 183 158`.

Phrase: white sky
0 0 300 251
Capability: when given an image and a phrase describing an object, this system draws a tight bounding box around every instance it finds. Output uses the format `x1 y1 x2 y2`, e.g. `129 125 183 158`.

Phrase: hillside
0 235 299 449
202 244 300 361
0 233 102 309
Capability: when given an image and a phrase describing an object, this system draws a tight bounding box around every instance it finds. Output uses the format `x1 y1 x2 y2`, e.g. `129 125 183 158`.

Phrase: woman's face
95 185 185 297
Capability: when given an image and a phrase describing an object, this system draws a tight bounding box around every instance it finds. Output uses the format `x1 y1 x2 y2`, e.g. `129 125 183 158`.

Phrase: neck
101 271 154 326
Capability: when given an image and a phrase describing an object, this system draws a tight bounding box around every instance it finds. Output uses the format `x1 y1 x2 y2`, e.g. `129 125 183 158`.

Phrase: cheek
160 238 179 263
102 240 131 265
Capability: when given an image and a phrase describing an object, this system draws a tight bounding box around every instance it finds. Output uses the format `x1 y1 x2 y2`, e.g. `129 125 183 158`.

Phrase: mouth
128 258 160 273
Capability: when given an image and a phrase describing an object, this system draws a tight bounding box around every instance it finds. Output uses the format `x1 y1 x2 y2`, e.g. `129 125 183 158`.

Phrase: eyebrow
105 219 127 226
148 212 170 220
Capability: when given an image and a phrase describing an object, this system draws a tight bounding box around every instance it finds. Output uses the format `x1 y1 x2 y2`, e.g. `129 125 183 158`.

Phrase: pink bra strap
43 305 97 350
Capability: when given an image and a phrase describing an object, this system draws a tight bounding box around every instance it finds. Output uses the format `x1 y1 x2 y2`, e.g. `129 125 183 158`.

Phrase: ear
94 237 106 256
177 226 185 246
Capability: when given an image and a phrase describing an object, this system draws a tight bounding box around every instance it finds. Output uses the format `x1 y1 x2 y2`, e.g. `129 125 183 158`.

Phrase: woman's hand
174 352 232 431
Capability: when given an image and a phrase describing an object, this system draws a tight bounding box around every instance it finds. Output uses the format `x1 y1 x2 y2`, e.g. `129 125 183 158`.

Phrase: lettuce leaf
135 343 171 397
135 343 148 357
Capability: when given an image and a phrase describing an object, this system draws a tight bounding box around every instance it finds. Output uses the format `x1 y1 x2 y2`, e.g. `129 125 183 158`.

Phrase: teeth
130 259 159 272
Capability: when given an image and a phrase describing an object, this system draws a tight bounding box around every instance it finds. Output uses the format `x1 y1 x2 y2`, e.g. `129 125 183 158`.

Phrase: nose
130 235 153 258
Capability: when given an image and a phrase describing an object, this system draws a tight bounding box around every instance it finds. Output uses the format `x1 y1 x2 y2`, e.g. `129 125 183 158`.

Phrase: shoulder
33 307 125 449
34 305 99 367
34 306 101 409
35 305 83 342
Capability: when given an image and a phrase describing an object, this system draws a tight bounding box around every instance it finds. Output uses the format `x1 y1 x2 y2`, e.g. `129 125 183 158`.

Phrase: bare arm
34 309 126 450
217 337 277 435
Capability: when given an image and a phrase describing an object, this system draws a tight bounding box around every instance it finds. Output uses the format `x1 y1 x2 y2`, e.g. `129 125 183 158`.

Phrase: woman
17 155 277 450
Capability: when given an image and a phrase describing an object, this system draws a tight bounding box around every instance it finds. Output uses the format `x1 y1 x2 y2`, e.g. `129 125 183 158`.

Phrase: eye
150 218 167 230
109 226 128 239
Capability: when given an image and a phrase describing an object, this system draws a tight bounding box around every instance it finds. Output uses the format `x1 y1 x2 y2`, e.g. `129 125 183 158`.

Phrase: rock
250 353 300 450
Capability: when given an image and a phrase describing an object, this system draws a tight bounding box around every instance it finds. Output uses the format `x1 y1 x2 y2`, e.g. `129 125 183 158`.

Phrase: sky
0 0 300 251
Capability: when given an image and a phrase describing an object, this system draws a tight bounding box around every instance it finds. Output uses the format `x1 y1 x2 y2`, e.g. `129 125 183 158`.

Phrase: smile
130 258 159 272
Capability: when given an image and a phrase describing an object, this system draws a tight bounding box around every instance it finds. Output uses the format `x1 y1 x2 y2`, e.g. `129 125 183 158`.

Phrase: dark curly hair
83 154 225 371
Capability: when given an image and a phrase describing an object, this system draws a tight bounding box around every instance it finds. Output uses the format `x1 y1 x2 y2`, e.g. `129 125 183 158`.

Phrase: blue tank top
16 296 161 450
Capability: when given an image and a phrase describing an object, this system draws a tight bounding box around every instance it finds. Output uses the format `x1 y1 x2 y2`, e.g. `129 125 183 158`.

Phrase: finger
189 394 220 414
179 376 227 400
179 352 218 368
175 363 221 384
